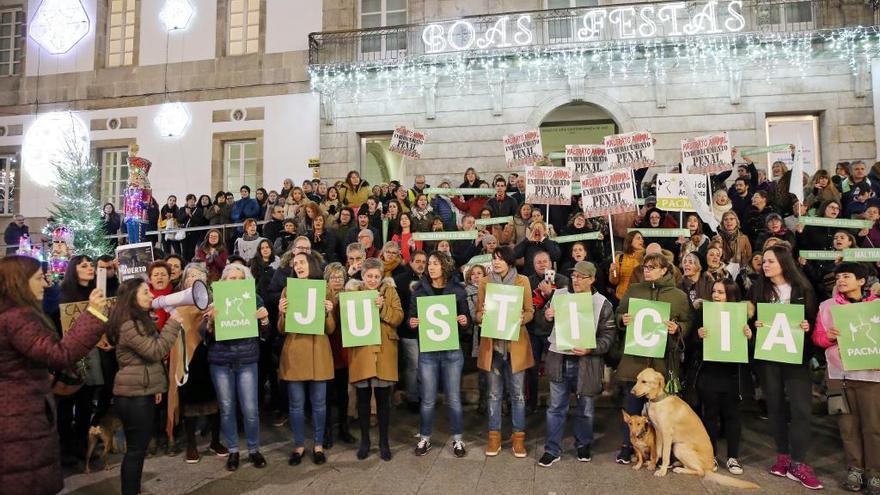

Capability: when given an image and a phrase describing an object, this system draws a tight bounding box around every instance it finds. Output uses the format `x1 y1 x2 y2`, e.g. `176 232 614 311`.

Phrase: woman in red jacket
0 256 108 495
196 229 228 282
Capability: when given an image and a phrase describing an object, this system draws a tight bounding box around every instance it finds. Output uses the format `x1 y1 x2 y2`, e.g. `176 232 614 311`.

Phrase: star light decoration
29 0 90 54
309 26 880 104
159 0 195 31
22 111 90 187
154 102 191 138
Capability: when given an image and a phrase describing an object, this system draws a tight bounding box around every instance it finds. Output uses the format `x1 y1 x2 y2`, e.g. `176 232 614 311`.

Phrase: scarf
718 227 741 263
412 205 433 221
383 256 401 277
712 201 732 224
488 267 519 356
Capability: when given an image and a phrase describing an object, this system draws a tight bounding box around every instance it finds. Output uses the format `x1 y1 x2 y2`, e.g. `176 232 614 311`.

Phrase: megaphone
152 280 210 311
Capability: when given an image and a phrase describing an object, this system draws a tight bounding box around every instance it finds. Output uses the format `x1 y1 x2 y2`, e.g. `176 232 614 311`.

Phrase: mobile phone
97 267 107 295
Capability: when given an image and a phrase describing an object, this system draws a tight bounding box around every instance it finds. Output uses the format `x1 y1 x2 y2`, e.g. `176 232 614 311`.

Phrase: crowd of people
1 159 879 495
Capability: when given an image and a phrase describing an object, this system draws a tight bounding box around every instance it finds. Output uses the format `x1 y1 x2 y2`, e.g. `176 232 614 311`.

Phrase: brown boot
485 431 501 457
511 432 527 458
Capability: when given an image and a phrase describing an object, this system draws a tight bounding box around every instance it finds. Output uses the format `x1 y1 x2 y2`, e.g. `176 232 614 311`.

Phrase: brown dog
84 414 124 474
631 368 759 490
622 410 657 470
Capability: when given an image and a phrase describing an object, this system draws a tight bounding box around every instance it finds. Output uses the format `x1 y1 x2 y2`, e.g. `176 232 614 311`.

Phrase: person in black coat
513 221 561 277
262 204 285 244
176 195 198 262
101 205 121 250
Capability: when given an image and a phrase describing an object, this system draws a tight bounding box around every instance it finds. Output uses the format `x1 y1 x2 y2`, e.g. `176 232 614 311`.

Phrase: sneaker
726 457 743 475
452 440 466 458
866 475 880 495
249 451 267 469
272 413 288 427
209 442 229 457
226 452 240 472
786 462 823 490
769 454 791 477
616 446 633 465
577 445 592 462
538 452 560 468
185 446 200 464
414 438 432 456
842 468 864 492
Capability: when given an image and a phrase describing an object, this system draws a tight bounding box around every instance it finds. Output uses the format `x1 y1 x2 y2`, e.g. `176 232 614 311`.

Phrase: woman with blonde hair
609 230 645 301
803 169 841 212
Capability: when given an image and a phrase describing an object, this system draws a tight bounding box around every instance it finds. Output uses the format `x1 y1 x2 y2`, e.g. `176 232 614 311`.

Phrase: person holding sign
814 263 880 493
277 253 335 466
476 246 535 458
749 245 821 490
614 253 690 465
537 262 617 467
408 252 471 458
345 258 404 461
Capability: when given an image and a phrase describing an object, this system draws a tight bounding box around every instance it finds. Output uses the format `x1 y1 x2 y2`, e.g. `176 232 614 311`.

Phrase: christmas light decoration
22 111 90 187
29 0 90 54
154 102 191 137
159 0 194 31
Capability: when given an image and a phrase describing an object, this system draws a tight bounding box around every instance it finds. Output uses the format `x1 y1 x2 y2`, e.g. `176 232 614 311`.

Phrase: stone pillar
423 74 438 120
729 66 743 105
320 92 336 126
854 56 869 98
488 70 505 116
567 69 586 102
653 66 667 109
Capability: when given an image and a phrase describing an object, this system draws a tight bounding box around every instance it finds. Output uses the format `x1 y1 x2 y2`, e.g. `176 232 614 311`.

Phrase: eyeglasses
643 265 660 271
384 251 400 256
329 275 345 281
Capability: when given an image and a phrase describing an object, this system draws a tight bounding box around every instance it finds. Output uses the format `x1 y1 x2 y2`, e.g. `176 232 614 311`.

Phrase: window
0 156 18 215
101 148 129 209
228 0 260 56
106 0 136 67
360 0 406 55
545 0 599 43
0 8 24 76
758 1 814 30
224 140 258 192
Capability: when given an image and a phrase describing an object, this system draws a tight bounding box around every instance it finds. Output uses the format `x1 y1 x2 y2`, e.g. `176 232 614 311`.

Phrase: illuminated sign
422 0 745 53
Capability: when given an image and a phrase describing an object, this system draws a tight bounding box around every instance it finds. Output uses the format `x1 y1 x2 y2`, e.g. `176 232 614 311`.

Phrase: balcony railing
309 0 867 69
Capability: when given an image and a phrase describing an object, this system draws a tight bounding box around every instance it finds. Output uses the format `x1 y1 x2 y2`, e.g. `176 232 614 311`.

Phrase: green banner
799 217 873 229
481 283 524 342
755 303 805 364
382 218 389 244
843 248 880 262
475 216 513 226
551 232 601 243
285 279 326 335
465 254 493 266
339 290 381 348
413 230 478 241
702 302 749 363
628 228 690 238
800 250 841 261
213 279 259 341
417 295 460 352
552 292 596 351
624 298 670 358
425 188 496 196
830 300 880 371
738 144 793 156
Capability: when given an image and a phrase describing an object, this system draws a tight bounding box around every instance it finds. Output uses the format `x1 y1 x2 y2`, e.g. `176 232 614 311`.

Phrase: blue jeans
210 362 260 454
287 380 327 448
488 352 526 432
400 338 420 402
544 356 595 456
419 350 464 441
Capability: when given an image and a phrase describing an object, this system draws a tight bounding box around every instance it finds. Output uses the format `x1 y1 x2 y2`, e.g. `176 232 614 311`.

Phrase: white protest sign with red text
681 132 732 175
604 131 655 170
565 145 607 178
525 166 573 206
389 127 427 159
503 130 544 169
579 169 637 218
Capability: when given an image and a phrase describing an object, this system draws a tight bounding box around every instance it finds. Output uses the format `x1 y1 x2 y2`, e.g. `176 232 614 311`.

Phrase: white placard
389 127 427 159
565 144 607 178
681 132 732 175
604 131 656 170
579 169 638 218
526 166 572 206
503 130 544 169
656 173 709 212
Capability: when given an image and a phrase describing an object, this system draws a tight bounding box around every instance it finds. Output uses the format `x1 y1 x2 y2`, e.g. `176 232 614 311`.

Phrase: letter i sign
481 283 524 341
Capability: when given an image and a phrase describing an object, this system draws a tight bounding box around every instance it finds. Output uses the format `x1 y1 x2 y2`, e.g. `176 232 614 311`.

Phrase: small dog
622 410 656 471
84 414 124 474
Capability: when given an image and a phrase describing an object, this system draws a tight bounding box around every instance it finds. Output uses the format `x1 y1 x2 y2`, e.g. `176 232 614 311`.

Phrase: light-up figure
123 144 153 244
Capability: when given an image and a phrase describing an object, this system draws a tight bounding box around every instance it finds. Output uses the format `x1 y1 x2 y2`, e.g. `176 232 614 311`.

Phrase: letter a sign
340 290 381 348
624 298 670 358
285 279 327 335
754 303 805 364
481 283 524 341
417 295 459 352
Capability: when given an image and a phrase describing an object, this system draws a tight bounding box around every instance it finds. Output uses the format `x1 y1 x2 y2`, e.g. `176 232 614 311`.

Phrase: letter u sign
340 290 382 347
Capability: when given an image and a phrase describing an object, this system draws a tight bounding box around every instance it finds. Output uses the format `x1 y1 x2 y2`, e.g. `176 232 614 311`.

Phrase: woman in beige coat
345 257 403 461
278 252 335 466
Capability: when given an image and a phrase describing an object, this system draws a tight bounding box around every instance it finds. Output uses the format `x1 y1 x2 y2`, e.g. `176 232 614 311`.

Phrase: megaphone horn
151 280 211 311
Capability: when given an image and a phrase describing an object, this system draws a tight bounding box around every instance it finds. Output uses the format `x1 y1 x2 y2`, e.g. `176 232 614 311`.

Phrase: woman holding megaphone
278 252 335 466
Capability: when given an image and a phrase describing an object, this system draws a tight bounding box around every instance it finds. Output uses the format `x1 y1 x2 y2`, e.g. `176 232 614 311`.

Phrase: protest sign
655 173 709 212
503 130 544 169
475 216 513 227
551 232 601 243
799 250 840 261
681 132 732 175
565 145 607 177
60 298 117 333
413 230 478 241
116 242 154 281
755 303 805 364
624 298 670 358
284 279 326 335
525 166 573 206
213 279 259 341
579 169 637 218
464 254 493 266
843 249 880 262
552 292 596 351
417 295 460 352
340 290 381 347
481 283 524 341
799 217 873 229
628 228 690 238
604 131 656 169
425 188 495 196
738 144 793 157
702 302 749 363
830 301 880 371
388 127 426 159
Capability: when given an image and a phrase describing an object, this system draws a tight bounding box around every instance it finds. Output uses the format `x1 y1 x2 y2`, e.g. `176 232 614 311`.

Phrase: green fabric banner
624 298 670 358
754 303 805 364
475 216 513 226
417 295 460 352
799 217 873 229
551 232 601 243
465 254 493 266
425 188 495 196
830 300 880 371
702 302 749 363
284 279 326 335
213 279 259 341
843 248 880 262
382 218 389 243
738 144 793 155
481 283 524 342
339 290 381 348
552 292 596 351
800 250 840 261
628 228 690 237
413 231 478 241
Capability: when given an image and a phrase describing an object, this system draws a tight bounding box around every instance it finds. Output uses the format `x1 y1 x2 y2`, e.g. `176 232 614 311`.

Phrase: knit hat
482 234 497 247
765 212 783 225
